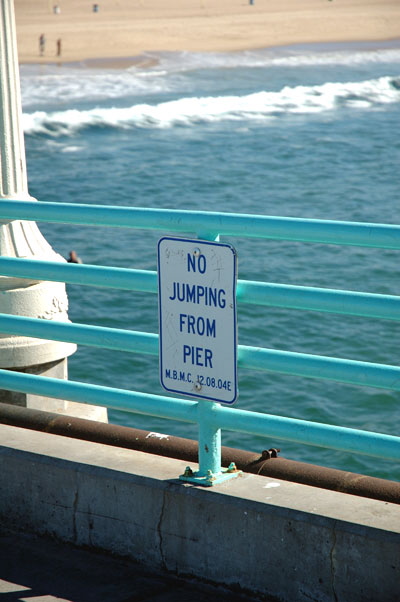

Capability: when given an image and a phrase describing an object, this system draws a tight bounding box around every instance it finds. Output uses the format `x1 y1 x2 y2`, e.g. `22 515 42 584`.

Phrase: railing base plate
179 463 242 487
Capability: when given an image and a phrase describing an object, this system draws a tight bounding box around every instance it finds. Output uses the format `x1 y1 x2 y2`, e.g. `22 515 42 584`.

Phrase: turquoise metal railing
2 256 400 320
0 200 399 483
1 312 400 391
1 199 400 247
0 367 398 463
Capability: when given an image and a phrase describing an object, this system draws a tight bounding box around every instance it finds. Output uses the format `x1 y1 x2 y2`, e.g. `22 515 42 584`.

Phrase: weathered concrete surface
0 423 399 602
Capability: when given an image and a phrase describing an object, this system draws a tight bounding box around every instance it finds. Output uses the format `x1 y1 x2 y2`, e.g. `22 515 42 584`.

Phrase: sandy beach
13 0 400 65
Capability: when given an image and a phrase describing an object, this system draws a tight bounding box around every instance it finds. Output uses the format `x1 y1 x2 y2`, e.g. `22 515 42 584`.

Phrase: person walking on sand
56 38 62 57
39 33 45 56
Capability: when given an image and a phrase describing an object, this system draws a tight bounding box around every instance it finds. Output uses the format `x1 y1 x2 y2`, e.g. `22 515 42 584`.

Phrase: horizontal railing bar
1 257 400 321
237 280 400 320
0 368 398 461
0 368 196 422
0 314 158 355
1 313 400 391
213 404 400 462
1 200 400 248
0 257 155 293
238 346 400 391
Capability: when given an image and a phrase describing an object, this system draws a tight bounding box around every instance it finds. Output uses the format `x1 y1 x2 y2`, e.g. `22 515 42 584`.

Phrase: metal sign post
158 236 241 485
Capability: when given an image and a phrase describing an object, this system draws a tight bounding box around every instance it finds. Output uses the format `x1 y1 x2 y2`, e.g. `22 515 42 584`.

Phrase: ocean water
20 41 400 481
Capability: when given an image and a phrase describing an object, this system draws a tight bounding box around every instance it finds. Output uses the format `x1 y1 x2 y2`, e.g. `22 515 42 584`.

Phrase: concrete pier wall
0 423 399 602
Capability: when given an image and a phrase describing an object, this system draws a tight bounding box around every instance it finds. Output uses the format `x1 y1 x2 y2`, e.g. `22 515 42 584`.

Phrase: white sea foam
20 65 177 109
263 47 400 68
22 76 400 136
61 145 84 153
20 45 400 108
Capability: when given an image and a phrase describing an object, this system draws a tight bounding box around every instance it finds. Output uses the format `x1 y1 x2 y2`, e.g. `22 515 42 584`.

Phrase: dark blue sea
20 41 400 481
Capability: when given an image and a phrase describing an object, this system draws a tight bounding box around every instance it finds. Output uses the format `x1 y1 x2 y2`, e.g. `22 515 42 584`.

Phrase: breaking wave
23 75 400 136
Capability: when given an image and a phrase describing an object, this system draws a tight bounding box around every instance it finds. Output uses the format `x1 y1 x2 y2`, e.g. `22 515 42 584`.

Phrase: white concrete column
0 0 107 421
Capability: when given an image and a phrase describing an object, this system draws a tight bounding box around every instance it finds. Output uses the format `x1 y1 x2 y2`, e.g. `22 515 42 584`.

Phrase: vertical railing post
178 231 240 486
196 232 222 477
197 401 222 476
180 399 240 486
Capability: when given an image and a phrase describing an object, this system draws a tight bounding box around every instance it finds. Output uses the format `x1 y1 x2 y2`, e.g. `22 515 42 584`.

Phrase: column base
0 358 108 423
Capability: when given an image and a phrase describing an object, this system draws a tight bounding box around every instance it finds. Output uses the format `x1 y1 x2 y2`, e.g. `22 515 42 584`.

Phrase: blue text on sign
183 345 213 368
179 314 216 337
188 253 206 273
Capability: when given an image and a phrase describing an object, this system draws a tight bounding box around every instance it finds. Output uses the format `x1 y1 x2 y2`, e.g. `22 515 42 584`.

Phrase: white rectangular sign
158 237 238 404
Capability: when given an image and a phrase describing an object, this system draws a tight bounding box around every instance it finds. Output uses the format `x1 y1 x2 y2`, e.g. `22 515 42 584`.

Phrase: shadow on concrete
0 528 263 601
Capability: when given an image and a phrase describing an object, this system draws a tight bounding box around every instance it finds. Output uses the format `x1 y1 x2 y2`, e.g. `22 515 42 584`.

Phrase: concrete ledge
0 423 399 602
